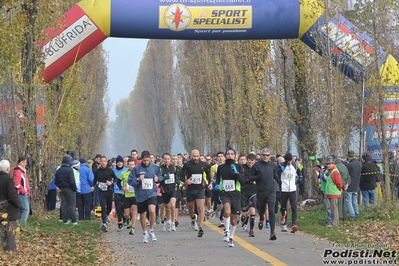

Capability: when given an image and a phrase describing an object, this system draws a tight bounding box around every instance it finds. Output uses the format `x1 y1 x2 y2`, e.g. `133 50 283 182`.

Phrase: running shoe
269 232 277 241
161 223 166 232
291 224 298 233
143 232 150 243
265 222 270 229
150 232 157 242
228 238 234 247
280 211 286 225
258 220 264 230
243 225 248 232
166 221 172 232
106 216 111 224
101 224 108 232
281 225 288 232
197 227 204 237
194 221 199 231
129 227 135 235
174 219 179 227
171 223 176 231
156 216 161 224
222 231 229 242
126 219 132 229
249 230 255 237
118 224 123 231
218 222 225 228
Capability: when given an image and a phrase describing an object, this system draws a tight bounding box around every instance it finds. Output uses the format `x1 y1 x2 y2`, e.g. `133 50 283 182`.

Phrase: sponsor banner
39 5 107 82
364 100 399 126
41 15 98 68
300 13 389 82
110 0 300 39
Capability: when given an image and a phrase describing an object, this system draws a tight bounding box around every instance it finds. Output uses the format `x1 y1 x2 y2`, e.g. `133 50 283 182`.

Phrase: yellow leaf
1 213 8 219
1 221 7 226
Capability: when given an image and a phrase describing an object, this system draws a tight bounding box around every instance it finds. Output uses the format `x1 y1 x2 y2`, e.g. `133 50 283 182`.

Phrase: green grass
298 201 399 249
0 211 102 265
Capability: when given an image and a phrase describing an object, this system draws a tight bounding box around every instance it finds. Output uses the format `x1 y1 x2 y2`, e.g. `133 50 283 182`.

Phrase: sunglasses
261 154 270 157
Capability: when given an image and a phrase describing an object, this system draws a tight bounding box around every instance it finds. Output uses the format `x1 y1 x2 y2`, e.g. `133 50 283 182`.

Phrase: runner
113 155 128 231
159 153 178 232
119 158 138 235
240 153 257 237
275 153 300 233
93 156 117 232
251 148 278 240
215 148 246 247
180 149 212 237
210 152 225 228
128 150 165 243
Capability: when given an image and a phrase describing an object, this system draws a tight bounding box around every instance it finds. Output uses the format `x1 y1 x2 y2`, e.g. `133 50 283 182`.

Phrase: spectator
78 158 94 220
13 155 30 225
345 150 362 219
46 165 58 211
55 156 77 225
0 160 20 251
360 152 378 210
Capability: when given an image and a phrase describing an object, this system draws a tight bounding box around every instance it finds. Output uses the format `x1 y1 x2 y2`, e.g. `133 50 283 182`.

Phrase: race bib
223 180 235 192
191 174 202 184
142 178 153 190
98 182 108 191
165 174 175 184
127 185 135 192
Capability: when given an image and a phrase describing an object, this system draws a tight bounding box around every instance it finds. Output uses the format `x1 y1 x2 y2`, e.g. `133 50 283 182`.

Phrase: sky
102 38 185 155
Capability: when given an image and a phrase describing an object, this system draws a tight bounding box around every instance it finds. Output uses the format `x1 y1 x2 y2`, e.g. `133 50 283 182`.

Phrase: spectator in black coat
360 152 378 211
55 156 77 225
0 160 20 251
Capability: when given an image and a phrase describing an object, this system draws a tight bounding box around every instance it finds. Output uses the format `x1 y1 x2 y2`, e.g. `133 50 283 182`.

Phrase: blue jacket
113 167 127 195
78 164 94 194
128 162 163 203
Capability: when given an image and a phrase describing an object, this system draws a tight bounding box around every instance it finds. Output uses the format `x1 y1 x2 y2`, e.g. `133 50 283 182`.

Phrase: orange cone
110 201 116 218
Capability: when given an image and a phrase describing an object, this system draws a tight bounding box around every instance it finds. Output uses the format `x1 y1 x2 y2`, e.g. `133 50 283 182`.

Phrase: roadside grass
298 201 399 250
0 210 103 265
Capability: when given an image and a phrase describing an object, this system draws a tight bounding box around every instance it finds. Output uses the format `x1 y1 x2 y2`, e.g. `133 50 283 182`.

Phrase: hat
284 153 293 161
325 156 334 164
79 158 87 164
348 150 356 157
72 160 80 167
331 154 338 160
116 155 124 163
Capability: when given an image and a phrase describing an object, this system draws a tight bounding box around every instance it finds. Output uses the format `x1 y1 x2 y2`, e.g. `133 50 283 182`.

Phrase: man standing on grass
324 156 343 227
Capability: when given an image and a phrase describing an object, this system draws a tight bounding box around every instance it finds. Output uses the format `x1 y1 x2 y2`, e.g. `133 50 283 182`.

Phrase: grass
297 201 399 250
0 210 102 265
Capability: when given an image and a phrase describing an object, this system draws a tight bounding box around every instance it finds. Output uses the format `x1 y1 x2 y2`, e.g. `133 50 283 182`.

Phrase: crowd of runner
57 148 304 247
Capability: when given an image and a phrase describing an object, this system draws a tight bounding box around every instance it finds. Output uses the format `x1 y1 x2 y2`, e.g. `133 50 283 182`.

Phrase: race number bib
165 174 175 184
223 180 235 192
191 174 202 184
127 185 135 192
98 182 108 191
142 178 153 190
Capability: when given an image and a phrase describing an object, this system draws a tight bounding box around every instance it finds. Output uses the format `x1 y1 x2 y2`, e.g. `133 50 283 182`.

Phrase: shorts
137 196 158 214
123 196 137 208
157 195 164 204
162 190 176 204
241 193 257 212
219 193 241 215
181 189 187 198
186 188 205 203
213 190 221 205
205 186 213 198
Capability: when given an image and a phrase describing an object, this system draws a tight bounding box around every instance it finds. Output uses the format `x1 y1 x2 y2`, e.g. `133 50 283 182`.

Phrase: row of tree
113 0 399 199
0 0 109 206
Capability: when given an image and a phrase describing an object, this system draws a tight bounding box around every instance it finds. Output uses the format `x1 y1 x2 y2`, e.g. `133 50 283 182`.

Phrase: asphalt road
100 214 338 266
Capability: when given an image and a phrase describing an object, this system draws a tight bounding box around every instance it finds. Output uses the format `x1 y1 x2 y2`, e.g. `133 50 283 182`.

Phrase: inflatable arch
39 0 399 160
